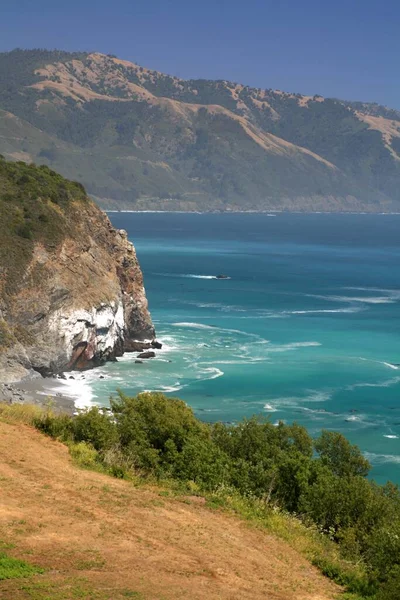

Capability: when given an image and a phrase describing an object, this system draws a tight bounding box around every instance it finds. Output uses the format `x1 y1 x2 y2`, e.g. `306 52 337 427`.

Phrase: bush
26 391 400 598
69 441 101 470
72 407 118 452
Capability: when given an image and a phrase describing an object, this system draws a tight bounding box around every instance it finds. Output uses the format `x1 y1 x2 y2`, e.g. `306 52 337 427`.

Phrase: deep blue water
87 213 400 484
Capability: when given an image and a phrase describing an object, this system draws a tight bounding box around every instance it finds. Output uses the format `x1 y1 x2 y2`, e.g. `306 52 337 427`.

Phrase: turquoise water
84 213 400 484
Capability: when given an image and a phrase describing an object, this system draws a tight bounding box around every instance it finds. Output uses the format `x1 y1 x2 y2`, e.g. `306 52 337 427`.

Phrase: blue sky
1 0 399 108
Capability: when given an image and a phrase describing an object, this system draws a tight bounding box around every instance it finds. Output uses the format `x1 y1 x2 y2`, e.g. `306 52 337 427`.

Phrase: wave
262 391 332 410
356 357 400 370
172 322 216 330
383 362 399 370
303 391 332 402
156 383 184 393
347 376 400 390
171 322 269 342
364 451 400 465
307 294 397 305
384 435 399 439
267 341 321 353
55 374 96 409
199 367 224 380
176 299 248 313
184 274 231 280
343 286 400 297
264 403 278 412
286 307 363 315
153 272 231 280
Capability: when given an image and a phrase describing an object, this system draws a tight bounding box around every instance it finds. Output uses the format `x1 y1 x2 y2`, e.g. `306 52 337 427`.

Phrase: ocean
65 212 400 484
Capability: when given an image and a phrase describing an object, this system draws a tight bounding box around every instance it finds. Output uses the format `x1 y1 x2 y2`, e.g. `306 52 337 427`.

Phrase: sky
1 0 400 108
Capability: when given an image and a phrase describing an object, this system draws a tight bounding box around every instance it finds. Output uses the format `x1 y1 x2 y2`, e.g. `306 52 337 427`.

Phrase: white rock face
48 299 126 366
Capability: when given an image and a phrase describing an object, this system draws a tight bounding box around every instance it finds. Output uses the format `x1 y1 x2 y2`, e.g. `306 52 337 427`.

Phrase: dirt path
0 421 339 599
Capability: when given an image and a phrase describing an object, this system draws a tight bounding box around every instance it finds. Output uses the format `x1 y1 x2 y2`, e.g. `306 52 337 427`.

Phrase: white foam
262 391 331 409
172 322 268 342
308 293 397 305
267 341 321 352
364 451 400 465
347 376 400 390
172 322 217 330
303 391 332 402
183 274 231 280
56 374 96 409
357 357 399 370
153 273 231 280
264 403 278 412
157 383 184 393
343 286 400 297
196 367 224 381
286 307 362 315
384 435 399 439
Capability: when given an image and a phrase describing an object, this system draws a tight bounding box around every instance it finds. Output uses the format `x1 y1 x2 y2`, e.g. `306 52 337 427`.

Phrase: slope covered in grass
0 410 340 600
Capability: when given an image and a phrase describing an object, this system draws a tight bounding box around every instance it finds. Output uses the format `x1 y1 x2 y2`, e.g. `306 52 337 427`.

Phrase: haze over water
80 213 400 484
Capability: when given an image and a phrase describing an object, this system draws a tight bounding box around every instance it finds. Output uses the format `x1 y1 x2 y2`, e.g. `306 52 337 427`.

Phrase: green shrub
26 391 400 598
69 441 101 470
72 407 118 452
33 411 73 440
376 567 400 600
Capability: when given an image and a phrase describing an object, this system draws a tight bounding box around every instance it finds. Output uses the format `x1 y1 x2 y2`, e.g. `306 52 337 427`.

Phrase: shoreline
1 376 78 415
105 209 400 215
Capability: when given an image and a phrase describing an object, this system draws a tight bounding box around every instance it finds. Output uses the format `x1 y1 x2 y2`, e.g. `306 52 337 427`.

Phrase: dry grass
0 417 341 600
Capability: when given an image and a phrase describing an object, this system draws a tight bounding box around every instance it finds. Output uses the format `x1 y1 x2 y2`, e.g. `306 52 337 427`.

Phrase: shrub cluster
34 391 400 599
0 156 89 297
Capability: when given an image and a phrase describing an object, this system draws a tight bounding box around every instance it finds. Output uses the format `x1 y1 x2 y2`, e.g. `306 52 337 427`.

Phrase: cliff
0 157 154 382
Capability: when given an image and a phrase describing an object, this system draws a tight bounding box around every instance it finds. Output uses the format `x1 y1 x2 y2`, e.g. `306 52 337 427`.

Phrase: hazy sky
1 0 399 108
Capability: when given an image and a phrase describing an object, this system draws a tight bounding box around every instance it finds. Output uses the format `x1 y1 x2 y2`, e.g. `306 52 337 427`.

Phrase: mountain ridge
1 48 400 212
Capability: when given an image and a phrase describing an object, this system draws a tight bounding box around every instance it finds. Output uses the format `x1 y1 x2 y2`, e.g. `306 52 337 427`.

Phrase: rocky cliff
0 157 154 383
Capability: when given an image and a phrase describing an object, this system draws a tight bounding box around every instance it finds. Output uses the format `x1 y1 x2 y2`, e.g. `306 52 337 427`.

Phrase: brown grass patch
0 420 340 599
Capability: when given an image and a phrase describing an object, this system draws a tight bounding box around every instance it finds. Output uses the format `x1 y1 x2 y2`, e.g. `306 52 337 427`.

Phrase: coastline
105 209 400 215
0 376 78 415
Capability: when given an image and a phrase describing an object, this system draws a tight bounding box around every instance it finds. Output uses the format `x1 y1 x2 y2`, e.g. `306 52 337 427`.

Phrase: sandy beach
0 376 77 415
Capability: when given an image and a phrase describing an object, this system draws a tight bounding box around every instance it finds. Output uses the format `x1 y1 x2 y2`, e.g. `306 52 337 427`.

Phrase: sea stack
0 158 154 382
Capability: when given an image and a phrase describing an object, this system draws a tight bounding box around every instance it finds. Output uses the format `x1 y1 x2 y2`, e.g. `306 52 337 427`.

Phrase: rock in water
0 158 154 382
124 341 152 352
137 351 156 359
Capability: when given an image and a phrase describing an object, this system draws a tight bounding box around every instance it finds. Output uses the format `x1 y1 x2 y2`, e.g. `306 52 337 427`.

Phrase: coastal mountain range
1 48 400 211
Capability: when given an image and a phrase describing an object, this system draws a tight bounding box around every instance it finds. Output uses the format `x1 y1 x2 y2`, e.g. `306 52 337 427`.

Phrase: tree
314 430 370 478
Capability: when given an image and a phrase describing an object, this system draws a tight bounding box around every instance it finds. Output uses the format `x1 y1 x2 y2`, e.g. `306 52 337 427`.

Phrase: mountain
0 48 400 212
0 156 154 382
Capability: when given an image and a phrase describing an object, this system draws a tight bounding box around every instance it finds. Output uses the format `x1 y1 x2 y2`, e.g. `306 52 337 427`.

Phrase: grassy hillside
1 394 400 599
0 49 399 211
0 405 340 600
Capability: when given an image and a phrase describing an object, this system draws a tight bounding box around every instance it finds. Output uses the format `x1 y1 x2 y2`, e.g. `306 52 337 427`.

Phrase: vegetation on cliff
0 157 153 378
0 155 87 298
0 49 400 211
28 391 400 599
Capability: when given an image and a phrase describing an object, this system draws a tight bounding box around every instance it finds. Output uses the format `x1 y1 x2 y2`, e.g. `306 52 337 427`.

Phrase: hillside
0 49 400 211
0 156 153 382
0 416 339 600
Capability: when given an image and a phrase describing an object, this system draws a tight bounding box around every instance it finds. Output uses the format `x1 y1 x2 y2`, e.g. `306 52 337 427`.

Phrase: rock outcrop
0 159 154 382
